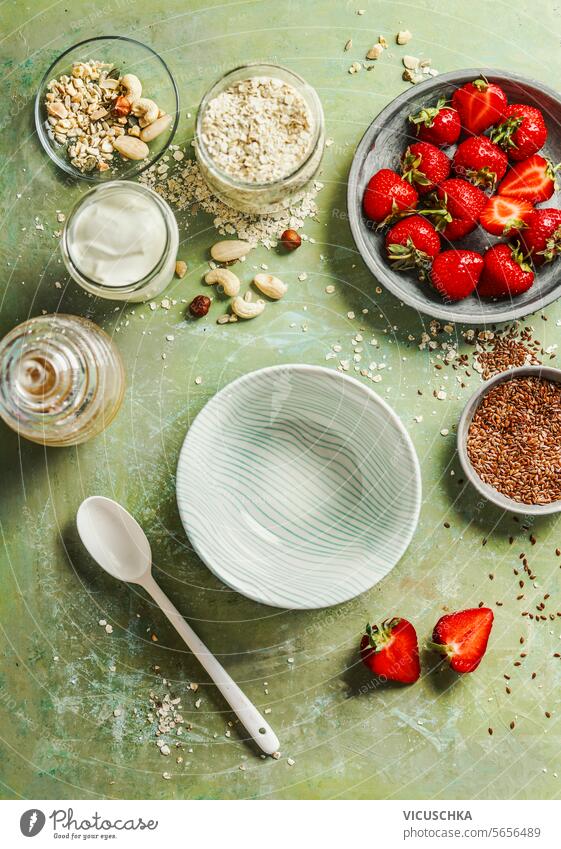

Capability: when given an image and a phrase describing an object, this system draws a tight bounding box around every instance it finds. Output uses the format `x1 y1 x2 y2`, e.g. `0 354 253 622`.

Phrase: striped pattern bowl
176 365 422 609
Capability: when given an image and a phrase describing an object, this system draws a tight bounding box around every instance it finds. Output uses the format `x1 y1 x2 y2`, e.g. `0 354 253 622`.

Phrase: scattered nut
121 73 142 103
231 295 265 319
403 55 420 70
131 97 159 127
210 240 253 263
112 135 149 161
112 95 132 117
253 273 288 300
280 229 302 251
366 44 384 60
140 114 172 142
204 268 241 297
348 62 362 75
189 295 211 318
47 102 68 119
397 30 413 45
175 260 187 279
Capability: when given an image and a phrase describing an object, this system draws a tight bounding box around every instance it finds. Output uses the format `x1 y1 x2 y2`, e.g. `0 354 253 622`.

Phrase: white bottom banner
2 799 560 847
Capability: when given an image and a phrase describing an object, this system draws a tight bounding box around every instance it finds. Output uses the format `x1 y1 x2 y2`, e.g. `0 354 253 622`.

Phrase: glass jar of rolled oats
195 64 325 215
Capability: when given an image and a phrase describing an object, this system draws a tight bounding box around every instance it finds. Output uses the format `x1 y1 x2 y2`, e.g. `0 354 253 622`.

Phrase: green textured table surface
1 0 561 801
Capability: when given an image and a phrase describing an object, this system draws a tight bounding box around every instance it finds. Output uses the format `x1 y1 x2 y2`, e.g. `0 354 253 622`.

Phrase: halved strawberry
385 215 441 278
452 78 507 135
402 142 451 194
479 195 534 237
360 617 420 684
363 168 418 224
517 208 561 266
408 97 461 147
490 104 547 161
430 607 494 674
430 250 484 301
498 155 557 204
478 243 535 298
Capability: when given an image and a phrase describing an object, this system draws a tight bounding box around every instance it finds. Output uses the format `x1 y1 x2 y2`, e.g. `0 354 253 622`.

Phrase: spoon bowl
77 496 151 583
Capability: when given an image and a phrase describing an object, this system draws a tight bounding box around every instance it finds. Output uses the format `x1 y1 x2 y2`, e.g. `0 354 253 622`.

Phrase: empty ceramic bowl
176 365 421 609
35 35 179 182
457 365 561 515
348 68 561 324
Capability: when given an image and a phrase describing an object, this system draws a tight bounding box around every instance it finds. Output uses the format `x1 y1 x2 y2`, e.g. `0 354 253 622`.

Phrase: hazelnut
280 229 302 251
188 295 211 318
112 95 132 118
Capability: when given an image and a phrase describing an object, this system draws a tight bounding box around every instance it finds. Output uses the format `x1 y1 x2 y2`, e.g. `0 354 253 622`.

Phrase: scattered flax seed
510 721 515 729
474 328 541 380
545 711 551 718
467 376 561 505
488 727 493 735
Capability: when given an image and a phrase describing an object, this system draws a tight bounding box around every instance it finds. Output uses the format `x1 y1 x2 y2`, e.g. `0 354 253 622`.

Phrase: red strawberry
430 607 494 674
452 136 508 190
401 142 451 194
479 195 534 237
385 216 441 278
517 208 561 266
363 168 418 224
433 178 487 241
478 243 535 298
430 250 484 301
490 104 547 161
360 617 420 684
452 77 508 135
408 97 461 146
498 155 557 203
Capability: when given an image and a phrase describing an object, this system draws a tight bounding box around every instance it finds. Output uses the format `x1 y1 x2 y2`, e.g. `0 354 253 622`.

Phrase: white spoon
76 495 280 756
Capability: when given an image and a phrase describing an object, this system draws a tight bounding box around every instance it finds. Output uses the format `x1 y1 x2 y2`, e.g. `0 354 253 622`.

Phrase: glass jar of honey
0 314 125 446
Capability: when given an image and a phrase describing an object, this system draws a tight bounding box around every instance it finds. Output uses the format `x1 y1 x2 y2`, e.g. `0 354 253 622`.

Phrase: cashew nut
253 273 287 300
205 268 240 297
120 73 142 104
131 97 159 127
231 295 265 319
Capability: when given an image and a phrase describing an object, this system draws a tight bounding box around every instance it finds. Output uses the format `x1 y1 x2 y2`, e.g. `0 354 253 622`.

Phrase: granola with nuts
43 60 168 173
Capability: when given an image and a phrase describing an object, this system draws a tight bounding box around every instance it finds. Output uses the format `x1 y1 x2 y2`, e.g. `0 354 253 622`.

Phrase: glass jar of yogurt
61 181 179 301
0 314 125 446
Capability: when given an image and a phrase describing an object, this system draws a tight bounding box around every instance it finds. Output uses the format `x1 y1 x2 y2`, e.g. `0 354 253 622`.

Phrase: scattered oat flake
287 757 295 766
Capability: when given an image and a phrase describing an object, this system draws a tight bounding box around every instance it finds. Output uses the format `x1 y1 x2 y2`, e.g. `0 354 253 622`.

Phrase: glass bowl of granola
35 36 179 182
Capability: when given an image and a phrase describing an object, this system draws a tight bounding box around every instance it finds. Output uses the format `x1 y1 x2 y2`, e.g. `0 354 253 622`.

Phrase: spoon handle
142 574 280 756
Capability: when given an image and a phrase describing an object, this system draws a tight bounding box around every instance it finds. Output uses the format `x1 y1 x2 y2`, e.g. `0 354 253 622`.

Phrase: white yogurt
62 182 179 302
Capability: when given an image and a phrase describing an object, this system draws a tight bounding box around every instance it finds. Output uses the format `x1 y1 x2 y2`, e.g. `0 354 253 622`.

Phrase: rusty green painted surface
1 0 560 800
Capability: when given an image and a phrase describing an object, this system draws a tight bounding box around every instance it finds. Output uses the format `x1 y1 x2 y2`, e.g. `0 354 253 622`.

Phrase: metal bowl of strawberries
348 69 561 324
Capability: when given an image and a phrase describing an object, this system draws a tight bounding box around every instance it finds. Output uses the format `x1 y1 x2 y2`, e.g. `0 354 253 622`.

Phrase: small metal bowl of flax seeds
457 366 561 515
